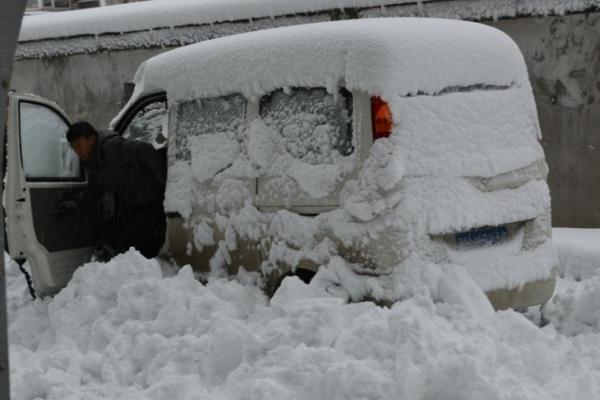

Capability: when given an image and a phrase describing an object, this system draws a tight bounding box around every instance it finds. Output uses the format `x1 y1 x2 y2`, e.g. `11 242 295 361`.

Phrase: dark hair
66 121 98 143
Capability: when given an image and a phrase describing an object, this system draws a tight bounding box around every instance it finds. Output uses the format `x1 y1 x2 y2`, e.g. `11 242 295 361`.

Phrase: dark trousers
103 200 166 258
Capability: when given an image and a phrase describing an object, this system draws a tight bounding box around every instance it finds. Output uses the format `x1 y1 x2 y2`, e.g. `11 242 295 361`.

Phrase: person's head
67 121 98 162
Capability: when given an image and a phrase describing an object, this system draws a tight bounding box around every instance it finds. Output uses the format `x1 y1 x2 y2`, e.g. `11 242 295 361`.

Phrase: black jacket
83 130 167 208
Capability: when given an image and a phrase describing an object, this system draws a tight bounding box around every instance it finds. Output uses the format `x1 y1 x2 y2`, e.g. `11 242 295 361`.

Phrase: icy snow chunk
270 276 334 307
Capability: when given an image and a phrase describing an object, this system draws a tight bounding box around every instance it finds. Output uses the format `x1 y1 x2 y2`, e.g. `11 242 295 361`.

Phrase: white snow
6 233 600 399
552 227 600 280
19 0 600 43
17 0 600 59
123 18 528 104
18 0 417 42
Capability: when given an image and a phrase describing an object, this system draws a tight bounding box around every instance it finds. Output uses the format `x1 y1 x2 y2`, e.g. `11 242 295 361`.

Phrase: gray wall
10 11 600 227
487 14 600 227
11 47 163 127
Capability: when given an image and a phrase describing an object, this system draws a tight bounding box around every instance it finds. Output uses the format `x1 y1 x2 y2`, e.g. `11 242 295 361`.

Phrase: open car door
5 92 99 296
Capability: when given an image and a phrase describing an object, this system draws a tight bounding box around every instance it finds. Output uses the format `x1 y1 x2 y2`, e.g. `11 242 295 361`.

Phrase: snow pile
553 228 600 280
7 250 600 399
544 275 600 336
542 228 600 336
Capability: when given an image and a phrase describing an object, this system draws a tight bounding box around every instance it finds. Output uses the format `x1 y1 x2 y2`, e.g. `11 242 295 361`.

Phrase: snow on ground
6 228 600 399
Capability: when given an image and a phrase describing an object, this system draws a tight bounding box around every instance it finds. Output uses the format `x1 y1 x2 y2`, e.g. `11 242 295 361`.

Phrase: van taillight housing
371 96 393 140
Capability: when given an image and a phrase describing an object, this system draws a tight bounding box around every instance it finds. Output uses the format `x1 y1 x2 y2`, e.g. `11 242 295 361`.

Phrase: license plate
455 225 509 247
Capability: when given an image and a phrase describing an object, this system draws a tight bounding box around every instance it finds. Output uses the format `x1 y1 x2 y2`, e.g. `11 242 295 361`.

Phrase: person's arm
134 141 167 188
79 170 105 207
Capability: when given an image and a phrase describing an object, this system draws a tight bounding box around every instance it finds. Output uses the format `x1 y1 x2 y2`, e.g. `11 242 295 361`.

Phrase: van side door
5 93 99 296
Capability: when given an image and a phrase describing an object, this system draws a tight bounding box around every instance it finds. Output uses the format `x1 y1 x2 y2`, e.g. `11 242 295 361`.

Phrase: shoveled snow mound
7 250 600 399
542 228 600 336
553 228 600 280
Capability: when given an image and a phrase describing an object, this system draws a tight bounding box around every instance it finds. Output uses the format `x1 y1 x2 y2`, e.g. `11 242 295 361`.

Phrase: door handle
16 197 25 202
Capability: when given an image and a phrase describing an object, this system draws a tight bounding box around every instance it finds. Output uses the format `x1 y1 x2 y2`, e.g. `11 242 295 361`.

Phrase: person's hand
52 199 78 216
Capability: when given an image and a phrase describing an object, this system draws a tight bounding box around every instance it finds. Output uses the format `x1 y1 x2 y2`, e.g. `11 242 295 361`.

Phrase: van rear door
5 93 99 296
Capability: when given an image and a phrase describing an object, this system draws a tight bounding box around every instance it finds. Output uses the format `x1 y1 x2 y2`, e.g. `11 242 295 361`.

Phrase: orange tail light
371 96 393 140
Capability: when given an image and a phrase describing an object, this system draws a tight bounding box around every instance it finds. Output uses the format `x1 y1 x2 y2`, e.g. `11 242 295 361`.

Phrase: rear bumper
485 274 556 310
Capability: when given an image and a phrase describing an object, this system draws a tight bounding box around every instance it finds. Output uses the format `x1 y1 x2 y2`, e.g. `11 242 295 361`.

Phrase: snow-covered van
6 18 557 309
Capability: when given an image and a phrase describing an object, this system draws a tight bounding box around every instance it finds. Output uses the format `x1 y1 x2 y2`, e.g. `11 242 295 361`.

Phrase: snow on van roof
125 18 528 105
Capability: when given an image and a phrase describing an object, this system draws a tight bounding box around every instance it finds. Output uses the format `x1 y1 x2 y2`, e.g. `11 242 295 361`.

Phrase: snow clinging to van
117 18 556 309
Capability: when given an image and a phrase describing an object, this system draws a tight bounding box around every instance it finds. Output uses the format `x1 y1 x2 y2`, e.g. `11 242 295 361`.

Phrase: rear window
174 94 246 161
259 88 353 165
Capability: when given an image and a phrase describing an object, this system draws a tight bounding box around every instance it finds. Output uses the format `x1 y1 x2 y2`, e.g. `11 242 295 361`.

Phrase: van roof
123 18 529 106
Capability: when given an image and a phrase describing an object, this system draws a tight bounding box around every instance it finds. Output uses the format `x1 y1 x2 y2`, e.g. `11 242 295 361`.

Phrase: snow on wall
15 14 330 60
363 0 600 21
16 0 600 59
18 0 416 42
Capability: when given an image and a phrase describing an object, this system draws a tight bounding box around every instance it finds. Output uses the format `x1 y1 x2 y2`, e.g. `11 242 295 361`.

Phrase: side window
259 87 353 165
174 94 246 161
122 100 168 148
19 102 81 180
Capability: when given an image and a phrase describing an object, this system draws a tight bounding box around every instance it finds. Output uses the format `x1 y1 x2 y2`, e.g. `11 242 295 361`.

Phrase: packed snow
6 228 600 399
123 18 528 103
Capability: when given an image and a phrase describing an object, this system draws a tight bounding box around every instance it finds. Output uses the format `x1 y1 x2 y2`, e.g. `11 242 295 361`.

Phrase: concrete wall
10 11 600 227
11 47 164 127
487 13 600 227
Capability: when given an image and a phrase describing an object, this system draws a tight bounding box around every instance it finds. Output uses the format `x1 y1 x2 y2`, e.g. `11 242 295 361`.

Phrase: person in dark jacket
66 121 167 259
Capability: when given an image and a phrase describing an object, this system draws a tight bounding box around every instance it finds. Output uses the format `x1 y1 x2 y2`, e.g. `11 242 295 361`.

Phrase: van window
174 94 246 161
259 88 353 165
122 100 167 148
19 102 81 180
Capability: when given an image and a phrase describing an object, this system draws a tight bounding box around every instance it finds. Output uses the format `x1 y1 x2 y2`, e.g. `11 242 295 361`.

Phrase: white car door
5 92 99 296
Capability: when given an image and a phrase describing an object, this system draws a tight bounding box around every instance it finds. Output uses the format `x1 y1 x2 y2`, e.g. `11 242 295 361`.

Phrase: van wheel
266 268 316 297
